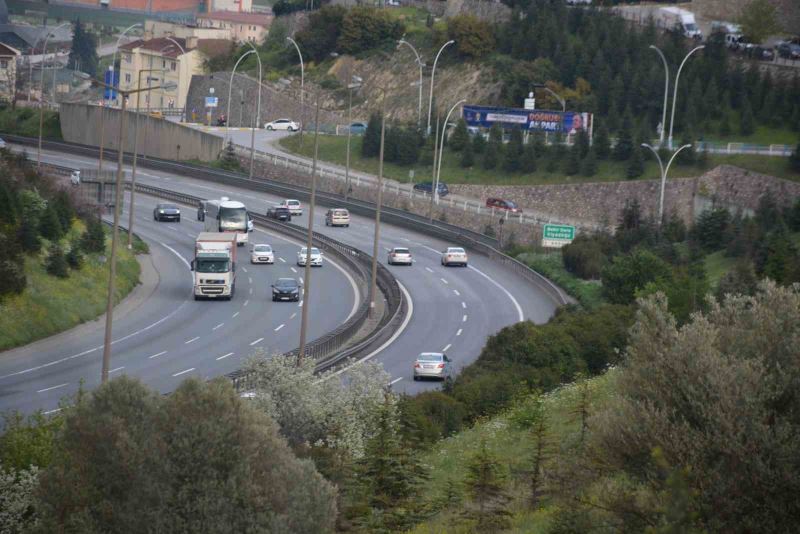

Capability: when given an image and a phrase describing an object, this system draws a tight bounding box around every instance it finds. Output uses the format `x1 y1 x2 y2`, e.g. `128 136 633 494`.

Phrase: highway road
2 146 559 414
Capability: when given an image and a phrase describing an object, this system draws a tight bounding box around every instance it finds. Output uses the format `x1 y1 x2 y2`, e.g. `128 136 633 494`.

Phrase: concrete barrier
59 103 223 162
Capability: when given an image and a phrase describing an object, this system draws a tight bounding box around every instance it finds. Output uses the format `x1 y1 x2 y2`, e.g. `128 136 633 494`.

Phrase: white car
250 244 274 264
442 247 468 267
0 137 6 149
70 170 81 186
282 199 303 216
388 247 413 266
265 119 299 131
297 247 323 267
413 352 452 381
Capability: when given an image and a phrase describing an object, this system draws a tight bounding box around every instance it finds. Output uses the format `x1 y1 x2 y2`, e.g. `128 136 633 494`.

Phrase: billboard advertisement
462 105 592 135
103 67 118 101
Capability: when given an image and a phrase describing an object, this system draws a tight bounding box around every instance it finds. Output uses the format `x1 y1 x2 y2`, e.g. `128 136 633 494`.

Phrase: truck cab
191 232 237 300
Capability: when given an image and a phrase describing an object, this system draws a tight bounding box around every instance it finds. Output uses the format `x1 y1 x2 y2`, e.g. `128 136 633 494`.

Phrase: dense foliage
67 20 99 77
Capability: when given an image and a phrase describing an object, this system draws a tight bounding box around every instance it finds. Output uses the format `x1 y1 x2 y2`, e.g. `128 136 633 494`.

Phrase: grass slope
0 223 143 351
279 134 800 185
703 250 737 289
411 370 619 533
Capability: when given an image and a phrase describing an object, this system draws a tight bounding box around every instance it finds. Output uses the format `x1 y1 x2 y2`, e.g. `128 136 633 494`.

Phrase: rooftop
197 10 273 25
120 37 192 58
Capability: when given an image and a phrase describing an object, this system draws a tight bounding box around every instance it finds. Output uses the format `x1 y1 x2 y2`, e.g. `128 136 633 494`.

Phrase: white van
325 208 350 227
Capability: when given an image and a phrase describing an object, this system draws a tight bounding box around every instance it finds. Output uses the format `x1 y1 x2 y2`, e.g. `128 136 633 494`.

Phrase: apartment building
0 42 19 103
195 11 272 44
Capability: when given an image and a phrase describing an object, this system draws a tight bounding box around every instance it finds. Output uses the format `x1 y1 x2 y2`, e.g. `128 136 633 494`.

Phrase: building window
162 59 166 68
0 59 7 69
125 73 131 83
171 61 177 71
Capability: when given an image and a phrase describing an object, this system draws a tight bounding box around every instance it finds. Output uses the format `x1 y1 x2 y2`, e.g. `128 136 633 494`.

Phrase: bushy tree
0 231 26 297
337 7 404 55
593 125 611 160
448 119 469 152
738 0 781 44
80 216 106 254
38 205 63 241
361 112 382 159
67 20 98 76
447 14 496 60
35 377 337 533
716 260 758 300
45 244 68 278
562 235 607 279
601 248 673 304
461 441 511 531
0 463 39 533
502 128 523 172
66 242 83 270
294 6 346 62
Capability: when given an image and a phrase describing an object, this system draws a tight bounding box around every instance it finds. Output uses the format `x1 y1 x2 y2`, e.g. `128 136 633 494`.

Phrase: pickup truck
267 206 292 222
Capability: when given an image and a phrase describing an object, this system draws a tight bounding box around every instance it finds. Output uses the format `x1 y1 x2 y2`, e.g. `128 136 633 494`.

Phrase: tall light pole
641 142 692 225
36 22 69 171
286 37 305 146
127 68 168 249
426 40 454 136
369 90 387 318
344 75 362 201
246 42 262 179
397 39 424 127
434 99 465 205
428 112 440 222
28 34 46 104
100 23 142 173
649 45 670 147
533 84 566 112
668 45 704 150
225 49 255 142
297 94 321 364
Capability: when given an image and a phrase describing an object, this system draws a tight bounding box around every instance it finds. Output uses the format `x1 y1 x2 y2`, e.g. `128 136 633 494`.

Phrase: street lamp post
246 42 262 180
434 99 466 205
428 112 440 222
344 75 362 201
225 49 255 142
397 39 424 127
641 142 692 225
649 45 670 147
37 22 69 171
297 94 322 364
286 37 305 146
668 45 705 150
369 90 387 318
533 83 566 112
426 40 454 136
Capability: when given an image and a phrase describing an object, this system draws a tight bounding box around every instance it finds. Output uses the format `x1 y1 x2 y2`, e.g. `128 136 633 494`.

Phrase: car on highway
0 137 6 149
250 244 274 264
348 122 367 134
264 118 300 131
267 206 292 221
413 352 452 381
282 199 303 216
325 208 350 227
778 41 800 60
70 170 81 186
297 247 323 267
441 247 468 267
154 203 181 222
413 181 449 197
271 277 301 302
486 197 523 213
387 247 413 266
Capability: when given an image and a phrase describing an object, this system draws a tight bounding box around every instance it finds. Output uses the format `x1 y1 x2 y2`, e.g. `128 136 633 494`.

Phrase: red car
486 197 523 214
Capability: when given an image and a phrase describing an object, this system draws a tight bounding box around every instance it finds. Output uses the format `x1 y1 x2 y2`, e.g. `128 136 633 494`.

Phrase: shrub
294 5 346 62
81 216 106 254
337 7 404 55
38 205 64 241
601 248 673 304
562 235 607 279
66 243 84 270
399 392 466 446
45 245 69 278
447 14 496 60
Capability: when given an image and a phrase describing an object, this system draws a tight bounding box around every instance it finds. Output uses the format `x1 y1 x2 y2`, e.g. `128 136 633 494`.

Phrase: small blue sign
103 67 118 100
205 96 219 108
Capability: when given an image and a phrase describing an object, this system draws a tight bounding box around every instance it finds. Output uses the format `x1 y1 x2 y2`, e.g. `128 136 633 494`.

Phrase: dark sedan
271 277 301 302
154 203 181 222
267 206 292 222
413 181 449 197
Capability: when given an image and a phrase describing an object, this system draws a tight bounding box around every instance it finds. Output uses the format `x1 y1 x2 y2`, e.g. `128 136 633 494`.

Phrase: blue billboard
462 105 592 135
103 67 118 101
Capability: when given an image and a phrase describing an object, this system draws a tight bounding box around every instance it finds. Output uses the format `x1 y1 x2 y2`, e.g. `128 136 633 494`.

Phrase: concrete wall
60 102 223 162
692 0 800 35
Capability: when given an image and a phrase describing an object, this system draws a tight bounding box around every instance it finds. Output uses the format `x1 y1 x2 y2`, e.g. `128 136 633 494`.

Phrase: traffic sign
205 96 219 108
542 224 575 248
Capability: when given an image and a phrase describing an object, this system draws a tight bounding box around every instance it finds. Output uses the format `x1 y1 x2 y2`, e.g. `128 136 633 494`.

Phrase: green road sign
542 224 575 248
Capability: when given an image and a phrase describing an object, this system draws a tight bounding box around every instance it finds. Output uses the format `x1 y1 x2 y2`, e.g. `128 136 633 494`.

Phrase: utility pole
369 90 387 319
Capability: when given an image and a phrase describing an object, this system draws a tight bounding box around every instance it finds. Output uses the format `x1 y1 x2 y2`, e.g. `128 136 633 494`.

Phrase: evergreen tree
676 128 696 166
361 112 382 158
521 141 537 173
38 205 64 241
394 128 420 165
220 140 241 171
459 142 474 168
81 216 106 254
66 241 84 270
739 97 755 136
502 128 523 172
564 143 580 176
594 124 611 160
471 131 486 154
757 223 800 284
0 232 26 297
448 119 469 152
789 142 800 173
789 197 800 231
45 244 69 278
67 20 99 77
613 112 634 161
462 441 511 531
18 216 40 253
581 147 597 177
51 190 74 231
0 182 18 226
626 144 644 179
718 109 732 137
574 129 590 159
483 124 503 170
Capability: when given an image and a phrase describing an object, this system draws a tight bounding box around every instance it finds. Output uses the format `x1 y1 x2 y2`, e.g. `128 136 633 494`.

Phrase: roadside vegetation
0 107 61 140
0 150 143 351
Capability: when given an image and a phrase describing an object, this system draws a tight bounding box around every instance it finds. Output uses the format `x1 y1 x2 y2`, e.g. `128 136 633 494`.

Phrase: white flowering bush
0 462 39 534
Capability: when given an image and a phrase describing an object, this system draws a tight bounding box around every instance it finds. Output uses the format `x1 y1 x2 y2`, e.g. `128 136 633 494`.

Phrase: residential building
196 11 273 44
0 42 19 103
143 19 231 41
118 36 229 110
207 0 253 12
56 0 201 14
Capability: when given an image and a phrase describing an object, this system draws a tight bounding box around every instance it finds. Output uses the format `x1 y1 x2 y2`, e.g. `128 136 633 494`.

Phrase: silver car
388 247 413 266
413 352 452 381
250 244 274 264
297 247 323 267
441 247 468 267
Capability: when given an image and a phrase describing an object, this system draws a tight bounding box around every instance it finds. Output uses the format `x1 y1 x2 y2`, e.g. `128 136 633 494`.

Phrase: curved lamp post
668 45 704 150
649 45 670 147
286 37 305 144
433 99 466 205
344 75 362 201
397 39 424 127
426 40 454 135
36 22 70 171
641 142 692 225
246 42 262 179
225 49 255 141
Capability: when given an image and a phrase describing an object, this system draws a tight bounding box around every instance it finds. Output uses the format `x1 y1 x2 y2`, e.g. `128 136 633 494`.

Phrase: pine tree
581 147 597 177
502 128 523 172
0 232 26 297
739 97 755 136
574 129 590 159
66 241 84 270
0 182 18 226
68 20 99 76
361 112 382 158
38 205 64 241
626 144 645 179
521 141 537 173
462 441 512 531
483 124 503 170
449 119 469 152
51 190 74 231
81 216 106 254
718 109 732 137
676 128 696 166
564 143 580 175
459 143 474 168
45 244 69 278
18 216 41 253
613 112 634 161
594 124 611 160
471 131 486 154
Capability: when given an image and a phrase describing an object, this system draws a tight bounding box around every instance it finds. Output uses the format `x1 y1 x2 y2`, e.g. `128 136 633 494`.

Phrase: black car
778 42 800 60
267 206 292 222
271 277 301 302
413 181 449 197
154 203 180 222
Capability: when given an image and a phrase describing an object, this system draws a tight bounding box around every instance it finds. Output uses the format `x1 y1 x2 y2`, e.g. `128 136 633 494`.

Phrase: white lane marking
109 366 125 374
248 277 252 284
462 314 468 322
184 336 200 344
274 324 284 332
232 311 240 318
279 257 286 263
401 237 410 242
290 313 297 319
37 383 68 393
172 368 195 377
442 344 452 352
149 351 167 359
468 265 525 322
159 242 192 271
242 267 248 273
462 302 467 309
216 352 234 361
249 288 253 295
213 323 224 331
425 267 434 273
290 267 297 273
456 328 462 336
440 278 448 285
453 289 460 296
44 408 62 415
250 337 264 346
298 300 303 307
389 377 403 386
299 277 304 285
244 300 249 307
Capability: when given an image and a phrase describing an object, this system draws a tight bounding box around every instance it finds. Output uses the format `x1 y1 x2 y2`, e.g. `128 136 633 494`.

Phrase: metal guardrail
695 141 794 157
14 135 569 306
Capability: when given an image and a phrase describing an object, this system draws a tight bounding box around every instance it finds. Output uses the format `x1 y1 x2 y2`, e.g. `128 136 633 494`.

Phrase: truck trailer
657 7 703 40
191 232 237 300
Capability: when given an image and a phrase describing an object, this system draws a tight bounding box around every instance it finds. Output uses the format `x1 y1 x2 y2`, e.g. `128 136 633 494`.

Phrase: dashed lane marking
149 351 167 359
274 324 285 332
172 368 195 377
216 352 234 361
456 329 462 336
249 337 264 346
462 314 468 322
442 344 452 352
232 311 240 318
37 383 68 394
184 337 200 344
109 366 125 374
212 323 224 331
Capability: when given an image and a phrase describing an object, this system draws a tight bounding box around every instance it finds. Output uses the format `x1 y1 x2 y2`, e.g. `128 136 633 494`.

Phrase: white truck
191 232 237 300
657 7 703 40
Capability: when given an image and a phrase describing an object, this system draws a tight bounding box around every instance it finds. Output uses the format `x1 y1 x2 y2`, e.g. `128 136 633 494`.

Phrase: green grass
410 370 619 533
279 134 800 186
516 251 604 309
0 222 143 351
0 107 62 140
703 124 799 146
704 250 737 289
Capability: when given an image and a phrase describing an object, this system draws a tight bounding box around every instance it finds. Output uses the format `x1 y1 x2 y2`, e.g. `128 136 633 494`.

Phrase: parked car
282 199 303 216
743 45 775 61
486 197 523 213
250 244 274 264
441 247 468 267
387 247 413 266
271 277 301 302
0 137 6 149
267 206 292 221
778 41 800 60
413 352 452 381
413 181 449 197
325 208 350 227
264 118 300 131
297 247 323 267
70 170 81 186
153 203 181 222
348 122 367 134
